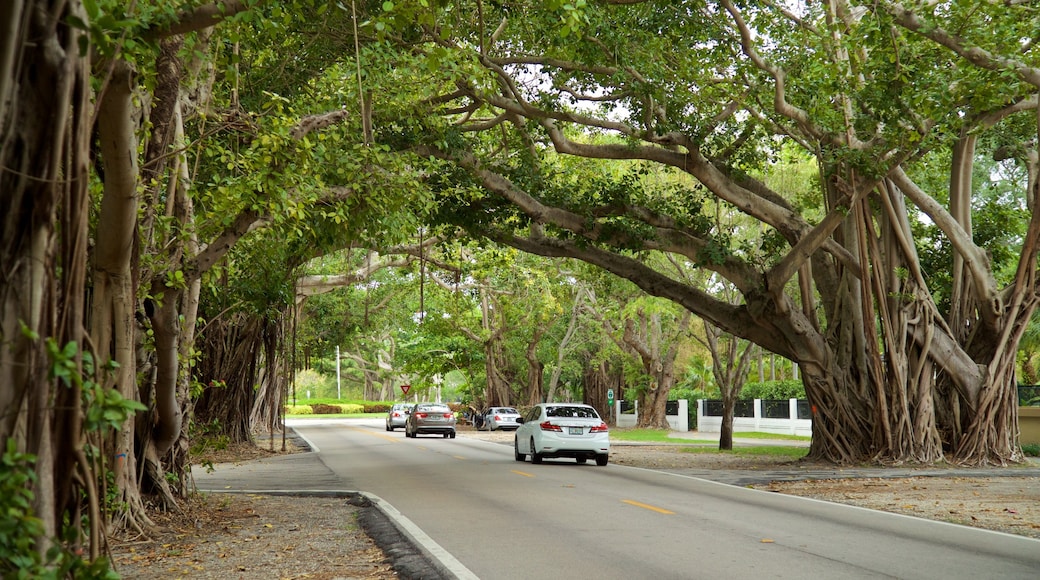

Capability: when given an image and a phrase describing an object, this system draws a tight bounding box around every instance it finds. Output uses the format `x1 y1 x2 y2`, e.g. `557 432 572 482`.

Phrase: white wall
613 399 689 431
695 398 812 437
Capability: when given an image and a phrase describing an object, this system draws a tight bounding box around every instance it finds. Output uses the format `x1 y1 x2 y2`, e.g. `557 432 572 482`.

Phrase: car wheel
489 424 496 431
530 438 542 464
449 431 456 439
595 454 609 466
576 457 587 464
514 438 525 462
386 424 392 432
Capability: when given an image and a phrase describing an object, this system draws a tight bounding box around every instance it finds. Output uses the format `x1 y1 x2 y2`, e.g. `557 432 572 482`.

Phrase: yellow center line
511 470 535 477
622 499 674 515
346 426 400 443
453 455 467 460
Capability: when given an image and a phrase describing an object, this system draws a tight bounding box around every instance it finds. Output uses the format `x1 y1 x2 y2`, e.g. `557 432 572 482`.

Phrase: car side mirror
516 417 524 424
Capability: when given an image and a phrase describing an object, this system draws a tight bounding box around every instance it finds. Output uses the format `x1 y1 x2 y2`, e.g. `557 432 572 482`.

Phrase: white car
482 406 521 431
514 403 609 466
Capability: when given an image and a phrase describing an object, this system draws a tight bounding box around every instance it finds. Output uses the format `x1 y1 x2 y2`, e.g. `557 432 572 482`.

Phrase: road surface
196 418 1040 579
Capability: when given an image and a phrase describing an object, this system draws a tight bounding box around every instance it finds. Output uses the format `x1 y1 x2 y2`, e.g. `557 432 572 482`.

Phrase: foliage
46 339 146 431
1022 444 1040 458
1018 385 1040 407
674 380 806 402
189 419 230 457
0 440 117 579
739 381 807 401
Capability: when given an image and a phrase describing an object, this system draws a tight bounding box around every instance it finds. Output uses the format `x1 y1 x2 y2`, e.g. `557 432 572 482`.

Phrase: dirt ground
109 429 1040 579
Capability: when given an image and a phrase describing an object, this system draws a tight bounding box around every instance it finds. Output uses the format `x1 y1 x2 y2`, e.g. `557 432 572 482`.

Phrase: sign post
607 389 615 422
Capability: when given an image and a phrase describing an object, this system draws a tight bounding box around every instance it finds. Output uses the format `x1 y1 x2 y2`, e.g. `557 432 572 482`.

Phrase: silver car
482 407 521 431
405 403 457 438
514 403 609 465
385 403 411 431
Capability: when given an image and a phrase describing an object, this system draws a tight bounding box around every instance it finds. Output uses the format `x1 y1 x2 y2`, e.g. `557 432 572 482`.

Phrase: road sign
401 384 411 395
607 389 614 404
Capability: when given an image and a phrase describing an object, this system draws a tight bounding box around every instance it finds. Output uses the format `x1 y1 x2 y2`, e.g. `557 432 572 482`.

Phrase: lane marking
346 426 400 443
622 499 675 515
453 455 467 460
511 470 534 478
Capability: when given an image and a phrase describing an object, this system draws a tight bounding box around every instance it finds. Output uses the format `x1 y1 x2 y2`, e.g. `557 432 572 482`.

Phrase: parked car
482 407 521 431
514 403 609 465
385 403 412 431
405 403 457 438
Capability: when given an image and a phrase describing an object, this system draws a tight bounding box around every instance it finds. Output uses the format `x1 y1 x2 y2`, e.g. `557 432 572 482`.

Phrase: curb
195 488 476 580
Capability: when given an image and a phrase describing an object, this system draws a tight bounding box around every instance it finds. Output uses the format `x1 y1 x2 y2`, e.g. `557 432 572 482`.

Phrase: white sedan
514 403 610 466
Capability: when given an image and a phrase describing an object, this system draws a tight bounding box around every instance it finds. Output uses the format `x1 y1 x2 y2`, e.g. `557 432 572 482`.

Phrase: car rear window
546 406 598 419
419 405 450 412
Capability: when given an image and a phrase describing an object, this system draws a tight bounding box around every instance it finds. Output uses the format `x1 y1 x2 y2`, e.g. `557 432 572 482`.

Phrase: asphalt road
195 418 1040 579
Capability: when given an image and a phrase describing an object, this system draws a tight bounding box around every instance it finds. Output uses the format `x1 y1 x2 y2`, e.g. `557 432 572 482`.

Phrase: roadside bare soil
109 430 1040 579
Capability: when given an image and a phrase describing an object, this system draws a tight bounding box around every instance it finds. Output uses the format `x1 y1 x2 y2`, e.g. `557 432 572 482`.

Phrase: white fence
696 398 812 437
613 399 689 432
613 398 812 436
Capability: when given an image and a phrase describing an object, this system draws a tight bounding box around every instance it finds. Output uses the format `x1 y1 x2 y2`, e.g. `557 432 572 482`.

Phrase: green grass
610 428 713 444
678 445 809 458
721 431 811 441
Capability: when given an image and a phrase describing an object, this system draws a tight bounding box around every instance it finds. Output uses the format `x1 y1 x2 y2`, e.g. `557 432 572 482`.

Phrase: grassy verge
609 428 810 443
721 431 811 441
677 446 809 458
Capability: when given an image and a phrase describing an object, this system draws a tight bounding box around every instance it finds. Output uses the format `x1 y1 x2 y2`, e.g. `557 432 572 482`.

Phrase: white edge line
611 463 1040 543
360 491 481 580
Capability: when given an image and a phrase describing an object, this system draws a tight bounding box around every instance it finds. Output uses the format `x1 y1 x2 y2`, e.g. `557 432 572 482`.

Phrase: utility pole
336 345 341 400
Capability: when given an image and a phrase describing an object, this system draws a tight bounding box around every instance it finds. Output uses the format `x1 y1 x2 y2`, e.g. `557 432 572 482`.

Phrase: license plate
568 427 584 435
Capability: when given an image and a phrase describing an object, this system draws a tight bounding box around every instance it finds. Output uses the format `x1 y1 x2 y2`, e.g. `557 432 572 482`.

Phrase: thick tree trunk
636 378 671 430
581 357 621 424
719 394 736 451
93 58 155 530
524 330 545 405
625 310 685 429
195 314 262 443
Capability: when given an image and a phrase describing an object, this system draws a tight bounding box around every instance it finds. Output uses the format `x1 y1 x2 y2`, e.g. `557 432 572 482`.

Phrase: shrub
311 404 342 414
0 439 117 578
1023 443 1040 457
739 380 806 400
285 405 313 415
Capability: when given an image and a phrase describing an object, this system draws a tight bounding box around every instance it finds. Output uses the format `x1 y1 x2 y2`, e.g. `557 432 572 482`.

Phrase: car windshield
496 408 518 414
545 406 598 419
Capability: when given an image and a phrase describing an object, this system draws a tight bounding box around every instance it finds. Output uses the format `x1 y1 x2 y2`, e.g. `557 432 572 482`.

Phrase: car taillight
539 421 562 432
416 412 428 418
393 412 401 417
493 415 501 421
590 422 609 433
442 413 453 418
